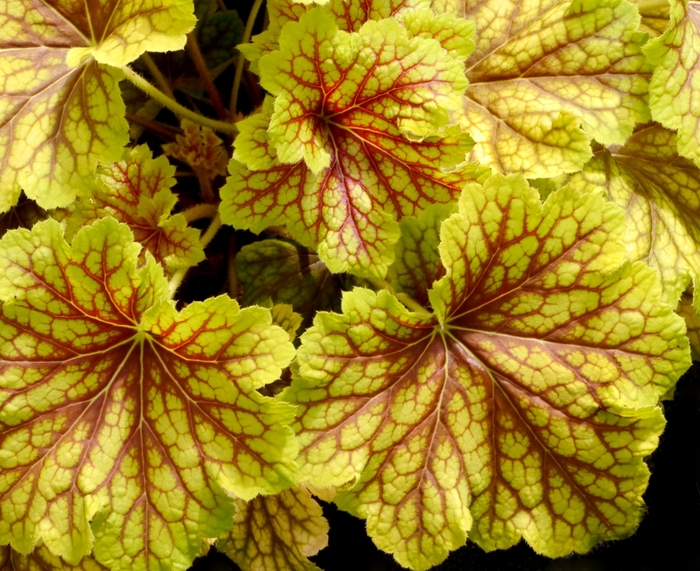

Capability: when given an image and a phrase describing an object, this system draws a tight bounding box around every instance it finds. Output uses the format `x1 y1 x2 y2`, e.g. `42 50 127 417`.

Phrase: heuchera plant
0 0 696 570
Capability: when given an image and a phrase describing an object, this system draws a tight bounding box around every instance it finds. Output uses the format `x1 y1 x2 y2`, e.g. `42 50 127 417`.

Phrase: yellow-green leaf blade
562 123 700 304
286 175 689 569
645 0 700 163
0 218 297 570
452 0 652 178
0 543 107 571
66 145 205 271
217 485 329 571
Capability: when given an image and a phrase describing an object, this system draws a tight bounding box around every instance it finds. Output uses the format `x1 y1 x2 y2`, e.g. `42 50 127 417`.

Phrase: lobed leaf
222 11 483 278
235 239 347 328
65 145 205 272
162 119 229 181
645 0 700 164
286 174 689 569
0 218 297 570
631 0 671 36
436 0 653 178
0 543 106 571
562 123 700 305
0 0 196 212
217 485 329 571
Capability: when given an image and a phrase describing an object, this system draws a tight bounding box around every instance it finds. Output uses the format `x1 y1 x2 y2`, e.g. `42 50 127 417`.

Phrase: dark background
190 1 700 569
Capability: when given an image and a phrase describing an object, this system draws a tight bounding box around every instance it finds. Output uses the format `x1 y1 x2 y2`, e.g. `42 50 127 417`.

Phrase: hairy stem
141 53 176 100
122 66 238 134
186 33 228 120
231 0 265 116
180 202 219 223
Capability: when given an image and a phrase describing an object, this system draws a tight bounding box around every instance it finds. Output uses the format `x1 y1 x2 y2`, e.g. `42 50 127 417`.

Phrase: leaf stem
366 278 430 314
200 212 222 249
180 202 219 223
231 0 265 116
168 213 222 298
141 53 176 100
186 33 228 120
125 112 177 140
122 66 238 135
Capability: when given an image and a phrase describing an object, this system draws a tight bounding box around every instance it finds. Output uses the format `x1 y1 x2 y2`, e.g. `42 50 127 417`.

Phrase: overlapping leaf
632 0 671 35
435 0 652 178
286 175 689 570
677 291 700 359
562 123 700 305
0 544 106 571
239 0 430 73
0 218 297 570
0 0 196 212
645 0 700 164
222 11 482 278
217 485 329 571
66 145 205 272
236 239 346 328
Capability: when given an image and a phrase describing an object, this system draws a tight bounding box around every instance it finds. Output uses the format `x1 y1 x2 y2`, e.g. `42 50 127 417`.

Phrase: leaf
222 11 482 279
217 485 329 571
285 175 689 570
0 218 297 569
240 0 431 73
235 239 346 328
192 1 244 70
561 123 700 304
271 304 304 342
65 145 205 272
0 0 196 212
387 203 456 308
645 0 700 164
0 543 106 571
162 119 229 181
631 0 670 36
439 0 652 178
677 290 700 360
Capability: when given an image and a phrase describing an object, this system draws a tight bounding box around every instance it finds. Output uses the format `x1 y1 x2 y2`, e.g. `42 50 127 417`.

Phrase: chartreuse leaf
434 0 652 178
631 0 670 35
561 124 700 305
222 12 482 278
387 203 455 308
217 485 329 571
0 218 297 569
66 145 205 272
677 291 700 360
645 0 700 164
162 119 229 181
239 0 430 73
285 175 689 570
0 0 196 212
0 543 106 571
235 239 346 328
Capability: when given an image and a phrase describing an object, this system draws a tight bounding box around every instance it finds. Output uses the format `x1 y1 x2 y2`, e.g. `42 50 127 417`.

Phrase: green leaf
387 203 456 308
65 145 205 272
677 290 700 360
645 0 700 164
216 485 329 571
0 0 196 212
235 239 347 328
0 218 297 570
0 543 107 571
222 10 483 279
561 123 700 304
241 0 431 73
285 175 689 569
439 0 652 178
631 0 670 36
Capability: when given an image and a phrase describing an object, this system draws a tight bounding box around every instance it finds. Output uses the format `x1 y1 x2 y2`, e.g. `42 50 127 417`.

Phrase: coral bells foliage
0 0 699 570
